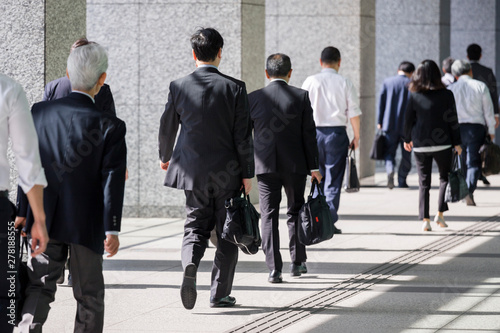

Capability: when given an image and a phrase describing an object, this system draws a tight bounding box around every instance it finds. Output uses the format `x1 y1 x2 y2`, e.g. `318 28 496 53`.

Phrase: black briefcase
222 189 261 255
344 148 360 193
298 180 334 246
370 129 386 160
480 135 500 176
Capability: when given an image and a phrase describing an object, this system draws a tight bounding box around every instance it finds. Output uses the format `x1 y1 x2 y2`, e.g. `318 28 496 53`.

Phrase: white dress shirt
448 75 496 135
301 68 362 127
0 74 47 192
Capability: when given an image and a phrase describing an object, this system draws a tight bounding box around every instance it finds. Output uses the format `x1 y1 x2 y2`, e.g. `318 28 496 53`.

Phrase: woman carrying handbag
403 60 462 231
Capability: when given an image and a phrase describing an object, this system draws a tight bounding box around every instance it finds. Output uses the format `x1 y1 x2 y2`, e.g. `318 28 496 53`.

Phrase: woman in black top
403 60 462 231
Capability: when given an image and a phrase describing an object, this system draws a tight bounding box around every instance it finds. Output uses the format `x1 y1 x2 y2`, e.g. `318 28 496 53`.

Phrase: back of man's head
190 28 224 62
266 53 291 78
67 43 108 91
70 38 93 53
466 44 482 61
451 59 471 77
442 57 454 74
321 46 341 65
398 61 415 74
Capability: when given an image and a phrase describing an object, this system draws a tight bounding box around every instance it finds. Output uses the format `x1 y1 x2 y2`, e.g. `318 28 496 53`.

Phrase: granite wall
265 0 376 178
87 0 265 217
1 0 85 201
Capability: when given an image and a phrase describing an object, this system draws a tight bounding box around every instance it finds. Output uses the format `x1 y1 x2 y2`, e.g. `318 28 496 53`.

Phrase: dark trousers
316 127 349 223
183 188 239 299
257 173 307 272
414 148 453 219
0 196 15 333
460 123 486 195
19 240 104 333
384 132 412 184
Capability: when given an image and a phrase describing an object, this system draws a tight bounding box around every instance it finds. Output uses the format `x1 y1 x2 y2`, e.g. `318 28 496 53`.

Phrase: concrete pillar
87 0 265 217
450 0 500 141
0 0 85 199
266 0 376 178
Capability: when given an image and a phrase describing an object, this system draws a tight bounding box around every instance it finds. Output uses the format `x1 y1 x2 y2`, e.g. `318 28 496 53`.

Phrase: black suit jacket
471 62 499 114
158 67 254 191
43 76 116 116
25 93 127 254
249 80 319 175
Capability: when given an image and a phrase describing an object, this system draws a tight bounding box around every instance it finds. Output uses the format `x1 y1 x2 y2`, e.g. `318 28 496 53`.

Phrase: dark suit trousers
384 132 412 184
414 148 452 219
316 127 349 224
19 240 104 333
183 188 239 299
257 173 307 272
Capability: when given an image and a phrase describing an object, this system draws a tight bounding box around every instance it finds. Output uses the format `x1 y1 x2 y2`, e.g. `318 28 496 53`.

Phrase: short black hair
398 61 415 74
321 46 341 64
266 53 291 78
441 57 454 74
467 43 482 61
409 59 445 93
190 27 224 62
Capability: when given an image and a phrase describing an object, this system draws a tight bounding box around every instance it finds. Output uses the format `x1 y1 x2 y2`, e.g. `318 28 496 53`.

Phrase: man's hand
311 171 322 184
241 178 252 195
104 234 120 258
454 145 462 155
404 141 413 152
350 136 360 149
490 134 495 142
495 116 499 129
377 124 382 130
30 219 49 257
160 161 170 171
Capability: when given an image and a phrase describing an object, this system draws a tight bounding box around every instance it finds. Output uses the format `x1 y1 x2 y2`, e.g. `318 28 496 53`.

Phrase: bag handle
309 178 323 197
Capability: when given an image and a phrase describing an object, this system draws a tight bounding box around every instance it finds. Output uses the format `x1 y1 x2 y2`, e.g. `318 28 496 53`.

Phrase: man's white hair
451 59 471 77
67 43 108 91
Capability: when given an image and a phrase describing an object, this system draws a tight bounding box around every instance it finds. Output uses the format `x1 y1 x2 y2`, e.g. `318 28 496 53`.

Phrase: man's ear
192 49 197 62
288 69 293 79
97 72 107 87
217 48 222 59
66 68 70 79
265 69 270 80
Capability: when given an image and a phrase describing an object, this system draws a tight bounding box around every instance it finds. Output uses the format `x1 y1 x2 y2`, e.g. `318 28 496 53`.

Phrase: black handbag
370 129 386 160
445 153 468 203
222 189 261 255
480 135 500 176
298 180 335 246
344 148 360 193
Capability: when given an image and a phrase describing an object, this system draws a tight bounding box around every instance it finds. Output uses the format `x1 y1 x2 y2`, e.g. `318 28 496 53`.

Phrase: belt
0 190 8 198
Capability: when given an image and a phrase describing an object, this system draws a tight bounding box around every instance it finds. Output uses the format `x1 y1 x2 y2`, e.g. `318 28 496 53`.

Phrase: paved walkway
20 171 500 332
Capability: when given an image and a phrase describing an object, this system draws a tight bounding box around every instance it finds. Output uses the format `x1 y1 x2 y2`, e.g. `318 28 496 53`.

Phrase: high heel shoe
434 215 448 228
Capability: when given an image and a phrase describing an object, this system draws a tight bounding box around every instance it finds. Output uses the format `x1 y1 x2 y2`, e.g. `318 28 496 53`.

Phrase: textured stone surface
45 0 86 83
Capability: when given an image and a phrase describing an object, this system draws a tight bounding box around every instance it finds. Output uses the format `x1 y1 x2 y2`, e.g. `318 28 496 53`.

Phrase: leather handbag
298 180 335 246
222 189 261 255
445 153 468 203
480 135 500 176
344 148 360 193
370 129 386 160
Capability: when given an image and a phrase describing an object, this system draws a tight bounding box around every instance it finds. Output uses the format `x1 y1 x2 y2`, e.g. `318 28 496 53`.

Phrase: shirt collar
197 64 218 70
71 90 95 103
270 78 288 84
458 75 472 81
321 68 338 74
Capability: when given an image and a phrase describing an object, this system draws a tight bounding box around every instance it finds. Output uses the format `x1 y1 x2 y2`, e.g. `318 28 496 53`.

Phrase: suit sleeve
403 93 415 143
101 120 127 233
486 69 499 114
377 83 387 126
302 91 319 171
233 83 255 179
158 83 180 163
101 85 117 116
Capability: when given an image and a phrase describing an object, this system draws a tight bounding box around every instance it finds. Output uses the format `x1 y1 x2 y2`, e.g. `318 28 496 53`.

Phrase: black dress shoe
290 263 307 277
268 270 282 283
482 176 491 186
180 263 197 310
333 226 342 234
210 295 236 308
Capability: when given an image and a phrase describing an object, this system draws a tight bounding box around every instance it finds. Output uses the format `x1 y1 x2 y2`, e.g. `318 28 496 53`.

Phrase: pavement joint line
225 215 500 333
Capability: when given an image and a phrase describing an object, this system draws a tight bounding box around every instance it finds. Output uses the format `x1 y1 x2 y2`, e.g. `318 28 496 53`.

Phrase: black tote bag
445 153 468 203
298 180 335 246
370 129 386 160
344 148 360 193
222 189 261 255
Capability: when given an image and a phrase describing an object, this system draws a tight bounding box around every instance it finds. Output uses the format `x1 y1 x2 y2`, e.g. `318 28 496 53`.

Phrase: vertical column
87 0 265 217
0 0 85 199
265 0 376 178
450 0 500 140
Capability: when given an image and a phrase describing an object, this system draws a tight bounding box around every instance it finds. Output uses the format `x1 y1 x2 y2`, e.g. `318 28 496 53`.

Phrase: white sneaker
434 215 448 228
422 220 432 231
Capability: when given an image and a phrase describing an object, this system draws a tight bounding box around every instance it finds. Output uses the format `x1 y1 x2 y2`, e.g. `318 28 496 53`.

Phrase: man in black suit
43 38 116 116
18 43 127 333
158 28 254 309
249 54 321 283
